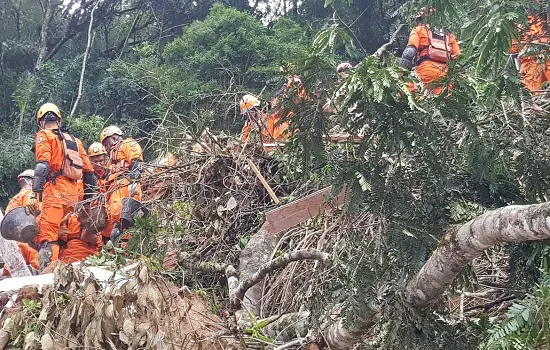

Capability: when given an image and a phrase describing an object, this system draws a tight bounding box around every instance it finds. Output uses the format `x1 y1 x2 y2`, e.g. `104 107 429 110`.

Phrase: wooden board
262 186 347 236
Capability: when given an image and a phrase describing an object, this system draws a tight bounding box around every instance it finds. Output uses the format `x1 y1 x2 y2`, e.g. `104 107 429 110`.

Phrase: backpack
426 28 451 63
59 132 84 181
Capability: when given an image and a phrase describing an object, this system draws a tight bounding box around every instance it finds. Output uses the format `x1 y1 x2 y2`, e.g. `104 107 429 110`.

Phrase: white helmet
240 94 261 114
100 125 123 144
18 169 34 179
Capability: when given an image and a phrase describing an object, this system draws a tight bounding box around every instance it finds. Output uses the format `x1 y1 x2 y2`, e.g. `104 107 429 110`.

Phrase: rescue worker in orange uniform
26 103 96 270
240 94 290 149
88 142 109 192
400 8 461 95
100 126 143 244
4 169 39 271
511 10 550 93
58 213 101 263
87 142 111 244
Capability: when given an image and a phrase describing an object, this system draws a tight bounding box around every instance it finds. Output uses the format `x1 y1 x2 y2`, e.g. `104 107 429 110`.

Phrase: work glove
128 182 138 198
26 192 41 216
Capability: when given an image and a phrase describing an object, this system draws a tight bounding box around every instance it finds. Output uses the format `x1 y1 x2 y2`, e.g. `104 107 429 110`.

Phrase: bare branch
70 2 99 118
231 249 331 309
372 24 405 59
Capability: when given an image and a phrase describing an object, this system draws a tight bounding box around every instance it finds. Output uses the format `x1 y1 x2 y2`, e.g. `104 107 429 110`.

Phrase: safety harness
416 28 452 66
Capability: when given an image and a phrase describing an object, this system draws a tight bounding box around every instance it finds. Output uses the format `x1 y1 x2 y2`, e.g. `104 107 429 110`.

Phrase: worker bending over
400 8 461 95
240 94 290 151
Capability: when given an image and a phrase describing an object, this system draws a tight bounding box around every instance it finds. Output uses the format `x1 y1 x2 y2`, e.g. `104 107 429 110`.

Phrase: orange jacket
5 188 33 213
107 138 143 183
511 14 549 55
407 25 460 67
241 112 290 144
4 189 40 271
35 129 94 178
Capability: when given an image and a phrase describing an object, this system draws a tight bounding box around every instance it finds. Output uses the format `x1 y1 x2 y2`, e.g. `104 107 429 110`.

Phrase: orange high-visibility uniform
59 214 100 263
511 15 550 92
241 112 290 145
34 129 93 262
102 138 143 240
5 189 40 271
407 25 461 95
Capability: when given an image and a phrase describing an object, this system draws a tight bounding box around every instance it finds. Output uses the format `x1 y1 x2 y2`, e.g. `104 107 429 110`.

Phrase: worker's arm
122 140 144 180
32 130 52 194
241 122 252 142
449 33 461 59
400 28 420 70
79 139 98 200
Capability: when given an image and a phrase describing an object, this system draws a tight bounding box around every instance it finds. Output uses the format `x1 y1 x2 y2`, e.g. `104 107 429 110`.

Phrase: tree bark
70 2 98 118
406 203 550 308
35 0 55 72
323 202 550 349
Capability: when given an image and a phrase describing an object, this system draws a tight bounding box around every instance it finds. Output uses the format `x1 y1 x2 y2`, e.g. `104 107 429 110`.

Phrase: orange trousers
520 57 550 93
416 61 451 95
102 178 142 239
35 177 80 262
59 240 99 263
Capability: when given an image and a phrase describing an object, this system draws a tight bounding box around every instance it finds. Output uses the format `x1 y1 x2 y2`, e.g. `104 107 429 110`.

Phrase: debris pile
0 261 238 350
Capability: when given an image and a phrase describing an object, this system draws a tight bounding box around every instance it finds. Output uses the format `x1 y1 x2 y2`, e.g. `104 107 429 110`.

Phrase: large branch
322 202 550 349
406 202 550 308
230 249 331 309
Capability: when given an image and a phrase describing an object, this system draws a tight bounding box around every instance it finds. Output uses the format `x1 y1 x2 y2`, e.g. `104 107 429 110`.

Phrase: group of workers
399 4 550 95
238 5 550 149
2 4 548 273
3 103 143 272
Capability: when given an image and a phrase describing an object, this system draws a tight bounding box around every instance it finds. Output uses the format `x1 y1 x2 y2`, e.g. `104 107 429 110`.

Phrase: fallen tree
321 202 550 349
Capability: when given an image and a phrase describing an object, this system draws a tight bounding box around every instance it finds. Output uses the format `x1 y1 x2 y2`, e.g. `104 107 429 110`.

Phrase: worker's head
240 94 261 119
88 142 108 174
336 62 353 79
17 169 34 189
100 125 123 152
36 103 62 130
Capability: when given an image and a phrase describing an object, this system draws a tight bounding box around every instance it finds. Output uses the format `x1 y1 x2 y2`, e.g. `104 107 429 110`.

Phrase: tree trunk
406 203 550 308
323 202 550 349
35 0 55 72
70 2 98 118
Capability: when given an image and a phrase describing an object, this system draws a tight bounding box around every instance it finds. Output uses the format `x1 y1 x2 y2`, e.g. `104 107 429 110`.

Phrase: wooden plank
263 186 347 236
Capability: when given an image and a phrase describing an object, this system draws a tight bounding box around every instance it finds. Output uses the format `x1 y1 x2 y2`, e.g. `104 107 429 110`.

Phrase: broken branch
231 249 331 309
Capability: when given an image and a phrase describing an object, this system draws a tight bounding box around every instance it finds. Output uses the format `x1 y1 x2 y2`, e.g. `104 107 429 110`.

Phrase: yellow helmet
88 142 107 157
17 169 35 179
240 94 260 114
100 125 123 143
36 103 62 124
